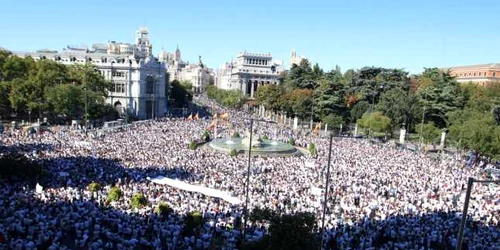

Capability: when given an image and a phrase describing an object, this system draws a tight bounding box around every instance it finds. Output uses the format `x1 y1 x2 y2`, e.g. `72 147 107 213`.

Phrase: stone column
354 124 358 137
283 115 287 125
250 82 255 98
399 128 406 144
325 123 328 132
293 117 298 130
440 129 447 149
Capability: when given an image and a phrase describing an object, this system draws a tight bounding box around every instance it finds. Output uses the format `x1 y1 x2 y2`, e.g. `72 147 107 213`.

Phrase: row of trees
206 85 247 108
0 49 118 123
252 59 500 159
169 80 193 108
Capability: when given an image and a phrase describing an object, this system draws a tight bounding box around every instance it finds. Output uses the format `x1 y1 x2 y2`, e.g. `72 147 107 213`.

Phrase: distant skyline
1 0 499 74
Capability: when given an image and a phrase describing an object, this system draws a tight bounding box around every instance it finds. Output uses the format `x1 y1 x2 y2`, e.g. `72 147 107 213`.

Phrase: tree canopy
0 49 116 122
203 58 500 159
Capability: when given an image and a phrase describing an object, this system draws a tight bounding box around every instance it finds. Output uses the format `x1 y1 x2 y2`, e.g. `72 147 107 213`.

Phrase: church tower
175 45 181 62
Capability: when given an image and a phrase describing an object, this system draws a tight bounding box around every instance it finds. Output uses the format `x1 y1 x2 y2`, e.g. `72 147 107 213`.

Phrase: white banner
147 176 242 205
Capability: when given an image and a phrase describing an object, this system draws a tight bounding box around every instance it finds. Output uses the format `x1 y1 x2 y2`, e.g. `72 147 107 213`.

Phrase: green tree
416 122 441 144
308 143 317 156
415 68 466 128
189 141 198 150
315 67 348 121
288 138 295 146
184 211 204 236
155 202 173 217
206 85 246 108
45 84 84 118
180 80 193 94
284 59 313 90
1 55 33 81
357 111 391 135
377 88 421 132
283 88 313 119
244 209 318 250
322 114 345 129
88 182 102 193
131 193 148 208
229 149 238 157
170 80 193 107
448 108 500 159
107 187 122 202
255 84 284 111
346 67 407 101
0 81 13 118
350 101 370 123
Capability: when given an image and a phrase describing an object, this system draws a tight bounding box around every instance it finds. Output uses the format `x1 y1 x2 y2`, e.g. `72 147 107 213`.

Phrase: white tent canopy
147 176 242 205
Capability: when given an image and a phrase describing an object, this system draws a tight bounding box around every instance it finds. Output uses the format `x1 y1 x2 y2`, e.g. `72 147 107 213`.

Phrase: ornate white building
289 49 307 68
14 27 167 120
159 47 212 94
215 51 284 98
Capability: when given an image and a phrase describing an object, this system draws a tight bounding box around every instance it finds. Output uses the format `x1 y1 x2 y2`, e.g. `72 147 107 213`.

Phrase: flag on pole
187 114 193 120
213 113 218 119
194 112 199 120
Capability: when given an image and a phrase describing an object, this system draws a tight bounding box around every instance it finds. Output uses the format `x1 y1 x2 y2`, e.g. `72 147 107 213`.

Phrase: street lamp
242 117 277 241
319 132 334 250
309 82 317 131
456 177 500 250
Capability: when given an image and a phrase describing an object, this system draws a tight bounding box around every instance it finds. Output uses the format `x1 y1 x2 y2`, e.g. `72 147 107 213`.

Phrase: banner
147 176 242 205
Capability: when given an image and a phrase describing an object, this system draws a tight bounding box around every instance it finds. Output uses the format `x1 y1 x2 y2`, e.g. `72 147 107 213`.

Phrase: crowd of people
0 98 498 250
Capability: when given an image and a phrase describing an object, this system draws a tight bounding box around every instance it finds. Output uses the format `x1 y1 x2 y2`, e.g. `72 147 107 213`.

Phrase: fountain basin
209 137 298 156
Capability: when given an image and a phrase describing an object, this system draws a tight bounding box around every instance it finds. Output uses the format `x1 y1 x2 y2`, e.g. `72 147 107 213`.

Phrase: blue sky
1 0 499 74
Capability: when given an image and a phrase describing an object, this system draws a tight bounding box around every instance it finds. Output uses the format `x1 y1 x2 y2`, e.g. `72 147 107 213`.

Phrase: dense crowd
0 99 498 249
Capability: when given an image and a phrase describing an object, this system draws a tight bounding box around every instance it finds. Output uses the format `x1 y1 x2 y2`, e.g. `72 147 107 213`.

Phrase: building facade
14 27 167 120
215 51 284 98
289 49 307 68
445 63 500 86
159 47 212 94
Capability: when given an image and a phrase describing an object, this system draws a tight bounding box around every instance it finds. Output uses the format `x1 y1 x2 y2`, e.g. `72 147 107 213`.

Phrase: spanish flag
187 113 193 120
194 113 199 120
213 113 218 119
221 113 229 120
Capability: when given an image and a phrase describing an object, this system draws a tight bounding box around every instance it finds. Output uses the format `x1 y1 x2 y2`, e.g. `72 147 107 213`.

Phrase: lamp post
456 178 500 250
310 82 317 131
243 119 254 241
419 106 427 147
242 117 277 241
319 132 334 250
84 64 89 136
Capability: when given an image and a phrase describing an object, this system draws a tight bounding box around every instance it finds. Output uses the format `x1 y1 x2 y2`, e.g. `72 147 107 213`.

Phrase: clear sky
1 0 499 74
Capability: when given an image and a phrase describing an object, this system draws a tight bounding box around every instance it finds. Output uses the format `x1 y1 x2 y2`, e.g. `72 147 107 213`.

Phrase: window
146 75 155 94
112 71 125 77
114 82 125 93
494 72 496 77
